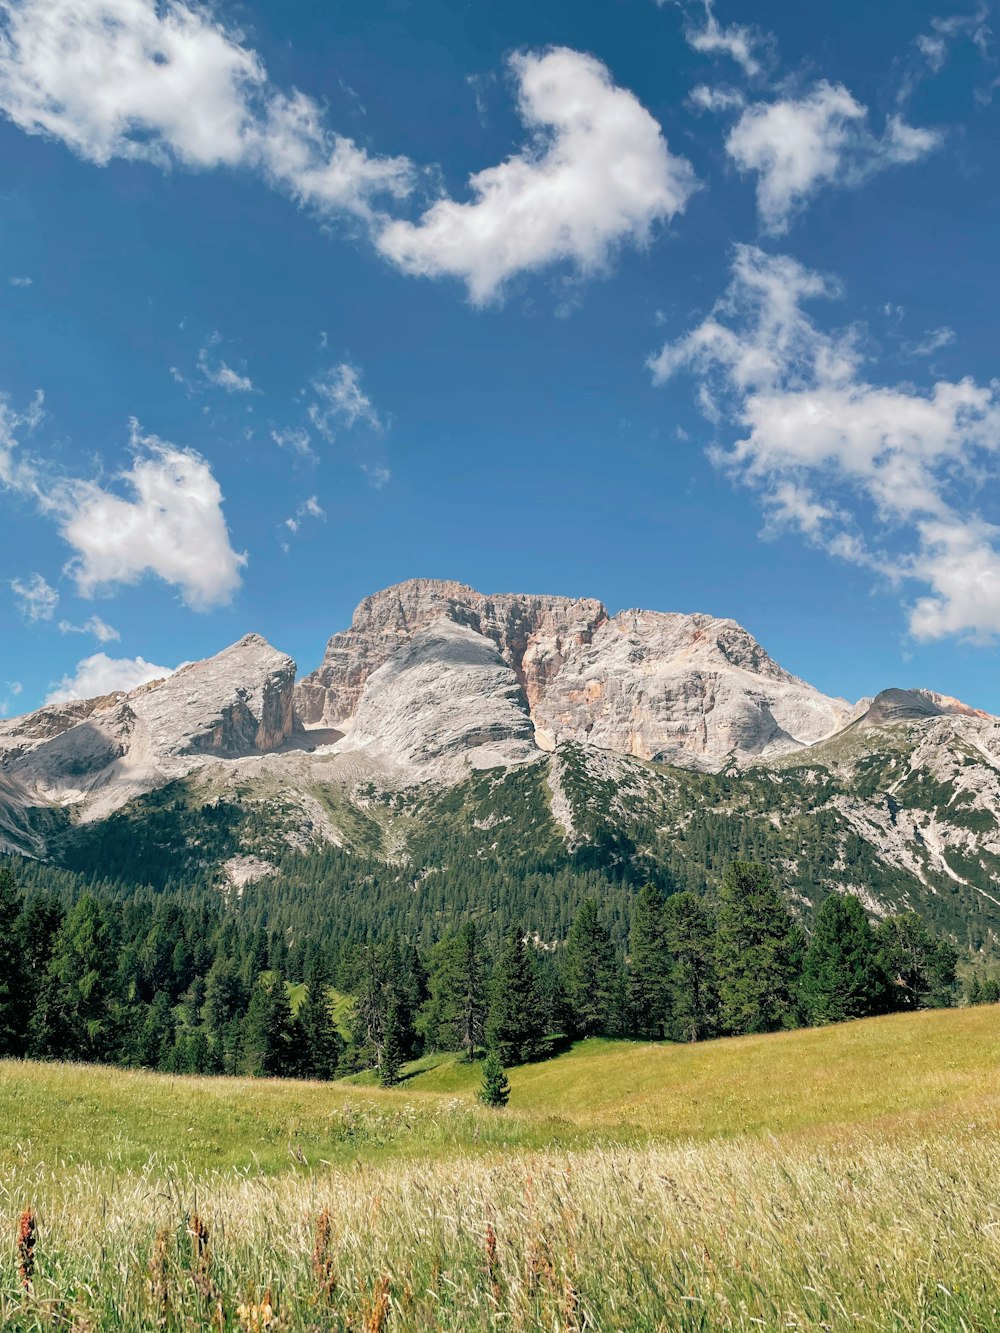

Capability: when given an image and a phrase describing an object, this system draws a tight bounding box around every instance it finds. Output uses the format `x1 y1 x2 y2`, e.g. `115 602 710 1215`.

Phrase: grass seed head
17 1208 36 1293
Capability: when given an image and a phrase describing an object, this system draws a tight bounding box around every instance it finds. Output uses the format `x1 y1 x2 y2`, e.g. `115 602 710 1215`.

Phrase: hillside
4 1009 1000 1329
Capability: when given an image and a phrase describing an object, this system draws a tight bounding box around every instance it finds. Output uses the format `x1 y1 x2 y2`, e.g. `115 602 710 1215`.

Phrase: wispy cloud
309 362 383 441
650 245 1000 641
58 614 121 643
10 571 58 621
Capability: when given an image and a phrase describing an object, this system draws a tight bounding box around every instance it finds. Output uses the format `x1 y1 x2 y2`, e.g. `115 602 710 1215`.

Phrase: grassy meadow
4 1006 1000 1329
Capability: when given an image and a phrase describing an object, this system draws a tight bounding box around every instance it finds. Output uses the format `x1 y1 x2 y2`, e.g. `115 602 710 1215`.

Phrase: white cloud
53 424 246 610
9 274 31 286
362 462 391 489
197 339 253 393
309 362 382 440
681 1 766 78
282 493 326 537
376 47 697 305
0 0 413 220
909 326 956 357
688 84 745 114
10 571 58 621
650 245 1000 641
8 680 22 695
45 650 172 704
726 82 940 233
270 425 314 459
58 614 120 642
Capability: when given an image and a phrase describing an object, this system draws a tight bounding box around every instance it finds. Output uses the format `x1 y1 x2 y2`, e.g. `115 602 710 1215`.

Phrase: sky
1 0 1000 714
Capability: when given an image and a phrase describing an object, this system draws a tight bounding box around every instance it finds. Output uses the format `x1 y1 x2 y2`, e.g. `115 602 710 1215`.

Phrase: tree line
0 861 958 1084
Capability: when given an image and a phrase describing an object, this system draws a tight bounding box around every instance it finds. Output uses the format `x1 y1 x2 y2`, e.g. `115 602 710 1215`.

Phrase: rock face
858 688 990 728
343 621 537 767
295 579 607 728
127 634 298 757
297 580 855 769
0 633 298 815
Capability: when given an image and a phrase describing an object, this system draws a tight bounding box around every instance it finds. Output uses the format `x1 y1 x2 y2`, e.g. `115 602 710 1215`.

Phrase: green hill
4 1008 1000 1329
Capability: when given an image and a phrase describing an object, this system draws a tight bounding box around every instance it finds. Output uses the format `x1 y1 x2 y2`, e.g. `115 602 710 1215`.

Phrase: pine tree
563 898 619 1037
715 862 805 1036
0 869 28 1056
478 1049 511 1108
967 974 983 1006
802 893 885 1024
295 983 344 1079
626 883 670 1039
31 895 120 1061
421 922 485 1060
379 1000 402 1087
877 913 957 1011
240 974 296 1076
486 927 546 1065
662 891 718 1042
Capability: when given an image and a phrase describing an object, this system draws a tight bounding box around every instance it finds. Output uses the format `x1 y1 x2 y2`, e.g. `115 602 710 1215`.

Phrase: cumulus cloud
58 614 120 642
649 245 1000 641
0 399 244 611
680 1 766 78
726 82 940 233
0 0 413 220
309 362 382 441
10 571 57 621
377 47 697 305
53 424 246 609
45 651 172 704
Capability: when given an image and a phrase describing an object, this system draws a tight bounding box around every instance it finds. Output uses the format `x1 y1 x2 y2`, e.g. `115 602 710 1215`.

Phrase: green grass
5 1006 1000 1329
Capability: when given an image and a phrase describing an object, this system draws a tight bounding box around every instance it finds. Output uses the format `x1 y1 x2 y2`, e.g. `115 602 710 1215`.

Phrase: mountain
3 578 1000 952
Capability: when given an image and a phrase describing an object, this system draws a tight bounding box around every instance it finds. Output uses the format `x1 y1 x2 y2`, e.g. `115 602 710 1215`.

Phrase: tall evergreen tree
0 869 28 1056
487 927 546 1065
379 999 403 1087
478 1049 511 1108
715 862 804 1035
31 895 120 1061
240 974 296 1076
420 922 485 1060
876 913 957 1010
662 891 718 1042
563 898 620 1037
294 983 344 1079
626 883 670 1040
802 894 886 1024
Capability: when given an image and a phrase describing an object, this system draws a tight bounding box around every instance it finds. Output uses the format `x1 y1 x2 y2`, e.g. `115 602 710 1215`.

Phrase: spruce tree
379 1000 402 1087
0 869 28 1056
715 862 805 1035
421 922 485 1060
478 1049 511 1108
31 894 120 1061
486 927 546 1065
563 898 619 1037
662 891 718 1042
876 913 957 1010
240 974 296 1076
626 883 670 1039
802 893 885 1024
295 984 344 1080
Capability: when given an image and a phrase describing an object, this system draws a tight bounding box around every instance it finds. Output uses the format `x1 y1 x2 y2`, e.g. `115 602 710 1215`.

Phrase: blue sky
1 0 999 713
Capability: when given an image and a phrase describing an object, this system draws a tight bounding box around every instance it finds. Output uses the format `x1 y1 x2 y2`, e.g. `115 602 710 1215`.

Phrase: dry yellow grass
4 1006 1000 1328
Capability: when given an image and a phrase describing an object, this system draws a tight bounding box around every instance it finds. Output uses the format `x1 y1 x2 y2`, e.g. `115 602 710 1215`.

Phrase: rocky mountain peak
294 580 857 770
859 687 990 728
